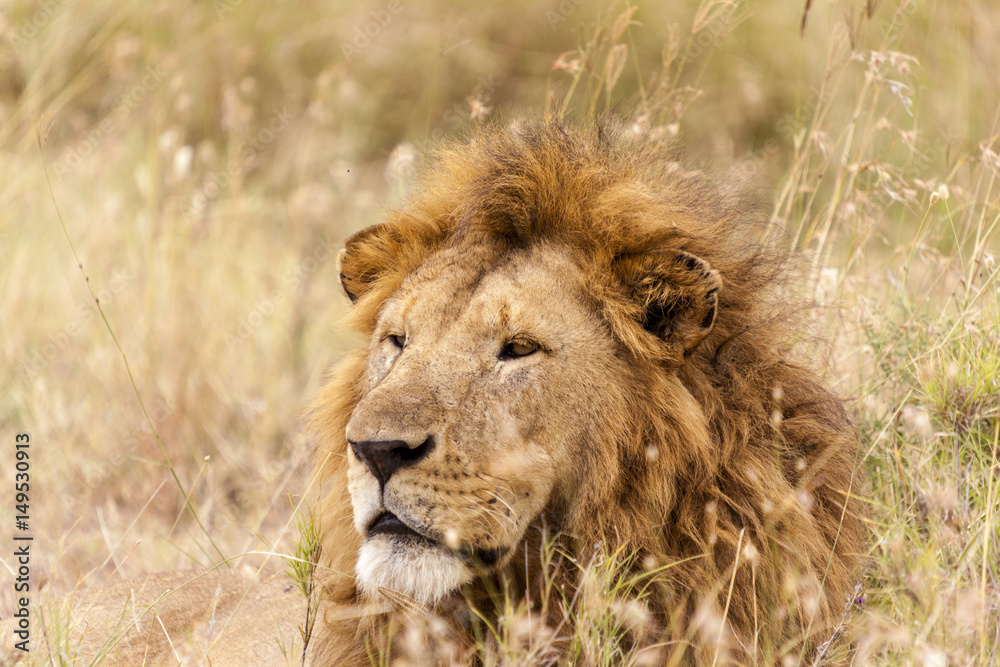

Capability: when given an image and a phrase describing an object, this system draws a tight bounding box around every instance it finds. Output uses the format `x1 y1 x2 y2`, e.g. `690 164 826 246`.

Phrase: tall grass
1 0 997 663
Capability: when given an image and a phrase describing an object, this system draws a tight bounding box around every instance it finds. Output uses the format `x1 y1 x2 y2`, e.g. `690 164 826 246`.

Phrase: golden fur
307 119 867 664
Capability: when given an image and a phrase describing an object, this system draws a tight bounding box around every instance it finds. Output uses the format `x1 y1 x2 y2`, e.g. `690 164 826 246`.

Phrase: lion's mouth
368 511 432 542
366 511 509 567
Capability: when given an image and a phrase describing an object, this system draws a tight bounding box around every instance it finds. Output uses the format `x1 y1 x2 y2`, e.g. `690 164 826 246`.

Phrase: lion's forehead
386 244 591 345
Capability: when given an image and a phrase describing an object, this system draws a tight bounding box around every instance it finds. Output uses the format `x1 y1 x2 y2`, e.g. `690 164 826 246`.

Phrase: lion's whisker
475 471 511 484
460 499 517 535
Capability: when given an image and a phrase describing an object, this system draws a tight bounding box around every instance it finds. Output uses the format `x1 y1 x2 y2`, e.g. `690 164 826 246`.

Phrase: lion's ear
338 223 403 304
617 248 722 365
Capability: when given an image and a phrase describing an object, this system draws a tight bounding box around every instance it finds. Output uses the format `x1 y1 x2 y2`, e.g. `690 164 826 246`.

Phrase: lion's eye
387 334 406 349
500 340 538 360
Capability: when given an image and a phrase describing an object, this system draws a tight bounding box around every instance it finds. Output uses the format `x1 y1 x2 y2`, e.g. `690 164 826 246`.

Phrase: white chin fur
356 534 470 606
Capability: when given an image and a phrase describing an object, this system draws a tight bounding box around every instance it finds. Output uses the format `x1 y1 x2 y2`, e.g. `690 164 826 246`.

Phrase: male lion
2 120 865 665
307 119 867 664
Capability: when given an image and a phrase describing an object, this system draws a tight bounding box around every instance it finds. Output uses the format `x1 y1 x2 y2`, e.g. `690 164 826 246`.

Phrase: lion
2 119 866 665
305 119 868 664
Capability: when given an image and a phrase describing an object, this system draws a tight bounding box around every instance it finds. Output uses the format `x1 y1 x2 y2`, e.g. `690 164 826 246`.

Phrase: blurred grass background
1 0 997 663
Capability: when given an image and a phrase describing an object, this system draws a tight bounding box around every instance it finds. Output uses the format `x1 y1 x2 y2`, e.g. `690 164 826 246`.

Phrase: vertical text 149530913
12 434 31 652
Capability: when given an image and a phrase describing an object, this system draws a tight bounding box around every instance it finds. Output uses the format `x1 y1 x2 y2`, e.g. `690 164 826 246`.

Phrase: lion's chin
356 534 471 607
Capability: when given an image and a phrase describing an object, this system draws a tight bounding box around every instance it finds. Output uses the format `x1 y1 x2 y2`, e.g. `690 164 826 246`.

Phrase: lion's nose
349 436 435 487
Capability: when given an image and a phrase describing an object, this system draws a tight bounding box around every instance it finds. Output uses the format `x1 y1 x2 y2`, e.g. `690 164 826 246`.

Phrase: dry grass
1 0 997 663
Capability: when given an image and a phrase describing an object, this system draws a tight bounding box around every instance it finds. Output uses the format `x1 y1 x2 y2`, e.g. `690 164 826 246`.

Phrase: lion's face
345 243 628 605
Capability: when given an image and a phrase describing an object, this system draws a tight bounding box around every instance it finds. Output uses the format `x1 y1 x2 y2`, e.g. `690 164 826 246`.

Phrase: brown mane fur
307 119 867 664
